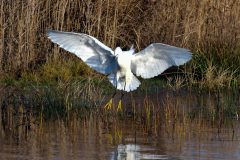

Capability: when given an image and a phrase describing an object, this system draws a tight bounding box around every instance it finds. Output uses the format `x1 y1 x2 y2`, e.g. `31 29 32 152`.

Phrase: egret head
114 47 122 56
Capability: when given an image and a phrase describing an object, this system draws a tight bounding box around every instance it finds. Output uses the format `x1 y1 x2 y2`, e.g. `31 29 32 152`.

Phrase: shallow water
0 88 240 160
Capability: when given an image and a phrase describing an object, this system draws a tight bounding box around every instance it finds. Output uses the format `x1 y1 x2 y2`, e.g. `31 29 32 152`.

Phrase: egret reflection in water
111 144 169 160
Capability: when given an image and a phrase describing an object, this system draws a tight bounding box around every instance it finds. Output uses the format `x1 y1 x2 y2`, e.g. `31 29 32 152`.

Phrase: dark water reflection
0 88 240 160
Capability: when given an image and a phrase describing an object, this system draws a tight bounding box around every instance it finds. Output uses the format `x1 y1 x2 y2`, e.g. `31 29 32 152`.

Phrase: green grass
1 49 240 91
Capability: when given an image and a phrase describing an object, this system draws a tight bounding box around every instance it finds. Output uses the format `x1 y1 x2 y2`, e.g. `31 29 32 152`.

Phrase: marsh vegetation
0 1 240 159
0 0 240 89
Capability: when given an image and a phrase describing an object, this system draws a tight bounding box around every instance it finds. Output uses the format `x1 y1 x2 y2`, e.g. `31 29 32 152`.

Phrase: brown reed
0 0 239 75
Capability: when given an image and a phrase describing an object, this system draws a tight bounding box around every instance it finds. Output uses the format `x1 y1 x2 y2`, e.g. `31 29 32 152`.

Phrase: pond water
0 88 239 160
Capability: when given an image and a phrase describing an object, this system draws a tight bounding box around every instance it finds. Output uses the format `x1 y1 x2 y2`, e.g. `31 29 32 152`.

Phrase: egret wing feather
47 30 117 74
131 43 192 79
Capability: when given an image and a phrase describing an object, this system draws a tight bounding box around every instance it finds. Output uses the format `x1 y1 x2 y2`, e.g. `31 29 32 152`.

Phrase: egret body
47 30 192 92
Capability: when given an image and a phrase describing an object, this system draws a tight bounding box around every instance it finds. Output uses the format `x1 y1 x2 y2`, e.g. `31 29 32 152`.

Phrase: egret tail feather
107 73 140 92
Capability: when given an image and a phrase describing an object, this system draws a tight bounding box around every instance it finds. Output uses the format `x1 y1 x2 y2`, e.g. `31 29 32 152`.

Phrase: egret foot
117 100 122 112
104 98 113 110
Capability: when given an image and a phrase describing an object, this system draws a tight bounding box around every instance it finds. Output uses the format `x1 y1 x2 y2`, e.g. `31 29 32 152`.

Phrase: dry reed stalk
0 2 3 73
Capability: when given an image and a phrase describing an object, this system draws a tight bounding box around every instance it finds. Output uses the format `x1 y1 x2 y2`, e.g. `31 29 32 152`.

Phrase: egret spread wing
47 30 118 74
131 43 192 79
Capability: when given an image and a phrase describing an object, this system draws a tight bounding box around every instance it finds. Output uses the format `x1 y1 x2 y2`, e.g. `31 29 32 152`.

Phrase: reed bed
0 84 239 123
0 0 240 89
0 85 239 146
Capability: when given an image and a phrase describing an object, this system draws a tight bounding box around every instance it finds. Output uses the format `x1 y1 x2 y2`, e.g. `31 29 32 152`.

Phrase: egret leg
104 85 117 110
117 81 126 112
117 92 124 112
104 93 116 110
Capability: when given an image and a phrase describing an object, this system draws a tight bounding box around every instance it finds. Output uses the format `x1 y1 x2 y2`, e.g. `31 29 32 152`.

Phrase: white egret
47 30 192 109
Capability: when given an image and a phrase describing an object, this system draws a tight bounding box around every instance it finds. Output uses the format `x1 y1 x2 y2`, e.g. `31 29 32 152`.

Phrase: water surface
0 88 239 160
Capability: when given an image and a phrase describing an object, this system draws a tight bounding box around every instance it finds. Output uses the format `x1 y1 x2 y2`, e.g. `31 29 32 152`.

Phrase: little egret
47 30 192 109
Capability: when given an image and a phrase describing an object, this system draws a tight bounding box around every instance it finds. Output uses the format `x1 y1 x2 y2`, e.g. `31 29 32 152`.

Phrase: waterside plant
0 0 240 90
